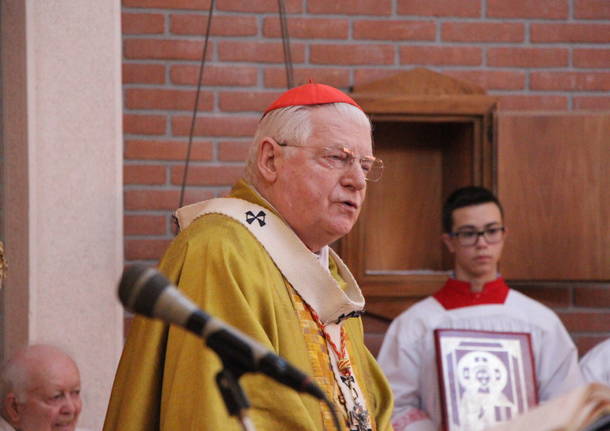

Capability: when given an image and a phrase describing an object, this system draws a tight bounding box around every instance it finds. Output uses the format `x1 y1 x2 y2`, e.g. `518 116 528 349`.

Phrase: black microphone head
117 264 204 334
118 264 171 317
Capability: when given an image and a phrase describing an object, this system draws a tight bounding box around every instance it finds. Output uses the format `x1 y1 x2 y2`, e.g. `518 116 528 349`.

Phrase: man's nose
61 394 80 415
342 160 367 189
474 232 489 247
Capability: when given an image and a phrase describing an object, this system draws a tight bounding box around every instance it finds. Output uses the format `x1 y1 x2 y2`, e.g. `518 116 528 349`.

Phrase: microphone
118 264 326 401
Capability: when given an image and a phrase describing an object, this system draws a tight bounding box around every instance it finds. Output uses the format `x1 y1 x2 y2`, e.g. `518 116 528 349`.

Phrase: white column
2 1 124 429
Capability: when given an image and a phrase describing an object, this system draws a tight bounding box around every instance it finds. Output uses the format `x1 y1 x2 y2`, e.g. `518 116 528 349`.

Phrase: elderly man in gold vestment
103 83 394 431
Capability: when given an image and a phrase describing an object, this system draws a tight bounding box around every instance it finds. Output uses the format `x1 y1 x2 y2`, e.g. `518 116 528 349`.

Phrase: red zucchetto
263 82 363 116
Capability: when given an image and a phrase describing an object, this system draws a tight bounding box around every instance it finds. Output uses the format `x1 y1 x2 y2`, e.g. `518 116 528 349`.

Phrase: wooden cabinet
340 69 498 301
339 70 610 356
497 113 610 281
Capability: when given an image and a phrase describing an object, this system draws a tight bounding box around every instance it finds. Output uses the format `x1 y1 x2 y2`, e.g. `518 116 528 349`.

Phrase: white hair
244 103 371 184
0 356 29 403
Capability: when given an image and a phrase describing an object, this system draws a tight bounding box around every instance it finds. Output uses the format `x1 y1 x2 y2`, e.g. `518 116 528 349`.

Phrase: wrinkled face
15 358 82 431
443 202 505 281
272 107 372 252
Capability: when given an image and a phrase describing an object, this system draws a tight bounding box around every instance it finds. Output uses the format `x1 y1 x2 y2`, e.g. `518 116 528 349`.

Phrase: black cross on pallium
245 210 266 227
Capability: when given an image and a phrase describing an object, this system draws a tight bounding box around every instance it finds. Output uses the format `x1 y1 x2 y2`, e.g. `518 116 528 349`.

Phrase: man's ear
3 392 23 425
257 137 281 183
441 233 455 253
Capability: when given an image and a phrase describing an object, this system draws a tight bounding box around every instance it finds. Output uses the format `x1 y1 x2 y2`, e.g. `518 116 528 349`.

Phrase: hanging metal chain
177 0 216 212
278 0 294 89
174 0 294 233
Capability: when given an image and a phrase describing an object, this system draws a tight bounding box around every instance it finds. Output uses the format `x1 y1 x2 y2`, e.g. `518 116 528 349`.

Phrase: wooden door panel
498 113 610 280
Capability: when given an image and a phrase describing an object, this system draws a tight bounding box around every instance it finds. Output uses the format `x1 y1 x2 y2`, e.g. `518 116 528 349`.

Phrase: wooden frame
339 69 498 304
435 329 538 431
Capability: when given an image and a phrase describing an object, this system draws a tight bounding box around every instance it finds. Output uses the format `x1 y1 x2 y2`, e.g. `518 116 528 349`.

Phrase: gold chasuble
103 179 393 431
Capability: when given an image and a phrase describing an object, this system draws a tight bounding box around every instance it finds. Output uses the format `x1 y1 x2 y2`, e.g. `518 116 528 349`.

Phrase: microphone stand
215 365 256 431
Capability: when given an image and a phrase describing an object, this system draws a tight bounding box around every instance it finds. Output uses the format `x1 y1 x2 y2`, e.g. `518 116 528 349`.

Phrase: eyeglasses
277 142 384 182
449 226 506 247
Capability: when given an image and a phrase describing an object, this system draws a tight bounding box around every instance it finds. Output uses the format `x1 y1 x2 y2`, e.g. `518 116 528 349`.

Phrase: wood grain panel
363 121 444 271
498 113 610 280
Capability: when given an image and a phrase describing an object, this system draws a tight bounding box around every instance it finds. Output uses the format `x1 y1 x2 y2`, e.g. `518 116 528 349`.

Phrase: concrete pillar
1 1 124 429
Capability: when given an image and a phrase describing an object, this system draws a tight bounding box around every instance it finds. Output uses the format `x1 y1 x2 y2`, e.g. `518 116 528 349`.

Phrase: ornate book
434 328 538 431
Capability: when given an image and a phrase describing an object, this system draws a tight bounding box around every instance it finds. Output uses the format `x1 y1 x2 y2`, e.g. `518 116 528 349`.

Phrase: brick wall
122 0 610 355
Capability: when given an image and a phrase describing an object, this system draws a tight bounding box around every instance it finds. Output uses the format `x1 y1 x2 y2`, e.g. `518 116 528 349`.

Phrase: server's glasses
450 226 506 246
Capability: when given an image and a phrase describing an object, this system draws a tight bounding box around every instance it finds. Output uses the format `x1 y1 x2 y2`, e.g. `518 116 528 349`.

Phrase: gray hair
0 355 29 403
244 103 371 184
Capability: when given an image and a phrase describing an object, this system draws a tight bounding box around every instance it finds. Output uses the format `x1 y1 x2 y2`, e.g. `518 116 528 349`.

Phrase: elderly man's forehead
15 345 78 380
26 359 80 394
309 107 372 144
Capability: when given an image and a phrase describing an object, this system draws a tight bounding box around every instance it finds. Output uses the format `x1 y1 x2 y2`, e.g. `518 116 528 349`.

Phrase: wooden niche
338 69 498 354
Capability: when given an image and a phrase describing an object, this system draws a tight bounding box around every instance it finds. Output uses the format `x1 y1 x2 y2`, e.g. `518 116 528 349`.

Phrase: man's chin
53 422 76 431
328 225 354 243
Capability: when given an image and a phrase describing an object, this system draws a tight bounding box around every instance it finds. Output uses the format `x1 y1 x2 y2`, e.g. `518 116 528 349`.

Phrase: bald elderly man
0 345 83 431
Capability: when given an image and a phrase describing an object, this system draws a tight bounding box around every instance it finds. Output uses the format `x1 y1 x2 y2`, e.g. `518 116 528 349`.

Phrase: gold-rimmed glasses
277 142 384 182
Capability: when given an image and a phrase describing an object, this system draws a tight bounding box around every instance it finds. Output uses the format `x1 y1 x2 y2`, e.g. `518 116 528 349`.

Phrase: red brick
488 0 568 18
125 189 214 211
264 68 350 89
531 23 610 43
488 47 568 68
170 65 257 87
559 312 610 333
124 39 212 61
576 336 610 357
574 49 610 68
124 114 167 135
122 64 165 84
217 0 303 13
354 20 436 41
311 44 394 65
397 0 480 17
125 239 172 261
124 165 167 185
172 115 258 137
397 0 481 17
531 72 610 91
126 89 214 111
575 0 610 19
124 215 167 235
178 188 219 206
219 141 251 162
264 17 349 40
307 0 392 15
444 70 525 90
400 46 482 66
219 91 278 113
574 96 610 110
442 22 524 42
171 14 257 36
125 140 213 161
171 165 244 186
497 95 568 111
574 286 610 308
510 285 571 308
123 0 210 9
122 13 165 34
218 41 305 63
